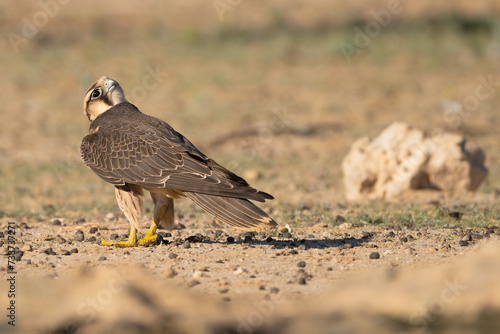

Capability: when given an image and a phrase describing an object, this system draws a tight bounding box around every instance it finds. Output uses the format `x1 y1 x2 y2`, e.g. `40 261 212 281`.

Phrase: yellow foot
101 238 137 248
137 233 161 247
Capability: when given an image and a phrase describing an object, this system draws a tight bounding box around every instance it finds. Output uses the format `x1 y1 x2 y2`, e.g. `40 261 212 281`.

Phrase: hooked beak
104 79 117 93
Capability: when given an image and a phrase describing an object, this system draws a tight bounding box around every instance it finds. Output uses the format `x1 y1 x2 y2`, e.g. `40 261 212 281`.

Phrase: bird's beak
104 79 117 93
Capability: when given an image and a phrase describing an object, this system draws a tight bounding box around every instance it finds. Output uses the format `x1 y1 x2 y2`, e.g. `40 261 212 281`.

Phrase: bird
80 76 277 247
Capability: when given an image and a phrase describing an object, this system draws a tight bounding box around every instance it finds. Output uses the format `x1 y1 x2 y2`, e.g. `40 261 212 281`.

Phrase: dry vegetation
1 1 500 333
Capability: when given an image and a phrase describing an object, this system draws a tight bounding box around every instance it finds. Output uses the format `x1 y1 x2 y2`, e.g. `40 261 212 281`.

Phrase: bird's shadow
167 237 373 250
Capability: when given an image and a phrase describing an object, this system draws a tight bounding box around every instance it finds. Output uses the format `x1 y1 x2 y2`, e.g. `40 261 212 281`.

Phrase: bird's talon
136 234 160 247
101 238 137 247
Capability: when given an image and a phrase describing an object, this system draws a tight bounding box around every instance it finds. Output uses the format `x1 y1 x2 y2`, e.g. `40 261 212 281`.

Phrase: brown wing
80 103 273 203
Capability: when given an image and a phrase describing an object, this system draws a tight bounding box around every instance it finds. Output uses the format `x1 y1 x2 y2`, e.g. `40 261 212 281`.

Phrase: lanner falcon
80 76 277 247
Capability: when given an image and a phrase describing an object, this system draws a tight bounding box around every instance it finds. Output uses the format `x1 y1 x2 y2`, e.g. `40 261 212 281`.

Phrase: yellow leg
136 220 160 246
101 225 138 247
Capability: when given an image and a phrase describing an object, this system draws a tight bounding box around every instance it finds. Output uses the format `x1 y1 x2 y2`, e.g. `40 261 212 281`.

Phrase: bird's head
84 76 128 122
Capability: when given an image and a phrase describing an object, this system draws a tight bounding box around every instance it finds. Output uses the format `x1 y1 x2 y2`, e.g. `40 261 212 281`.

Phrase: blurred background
1 0 500 221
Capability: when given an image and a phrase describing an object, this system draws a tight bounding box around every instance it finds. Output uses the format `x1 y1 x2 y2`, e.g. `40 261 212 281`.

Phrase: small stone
234 267 249 275
75 230 84 235
298 277 307 285
26 259 32 265
56 235 67 244
400 237 408 243
459 240 469 247
110 234 119 240
338 222 353 230
461 233 472 242
187 280 200 288
183 241 191 249
61 250 71 256
361 231 372 239
339 243 353 250
89 227 98 234
44 248 56 255
86 236 96 242
280 227 289 234
270 287 280 294
97 256 106 261
21 244 33 252
51 219 62 226
14 251 24 261
386 231 395 238
73 218 85 225
369 252 380 259
243 235 252 243
70 248 78 254
281 232 292 239
297 261 306 268
168 252 178 259
259 285 266 290
19 222 29 229
289 250 298 255
219 288 229 294
161 267 177 278
175 223 186 230
74 234 84 242
335 215 345 223
46 262 56 268
226 237 235 243
266 237 274 242
298 245 307 251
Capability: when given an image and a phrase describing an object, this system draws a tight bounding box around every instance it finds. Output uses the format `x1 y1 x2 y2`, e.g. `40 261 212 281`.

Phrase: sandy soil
1 218 499 333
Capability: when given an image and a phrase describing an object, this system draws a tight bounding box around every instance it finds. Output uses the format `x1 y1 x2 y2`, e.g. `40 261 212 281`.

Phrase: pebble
298 276 307 285
70 248 78 254
161 267 177 278
297 261 306 268
243 235 252 243
280 227 289 234
281 232 292 239
289 250 298 255
270 287 280 294
386 231 395 238
400 237 408 243
369 252 380 259
14 251 24 261
73 218 85 225
459 240 469 247
187 280 200 288
61 250 71 256
46 263 56 268
339 243 353 250
110 234 119 240
89 227 98 234
86 236 96 242
168 252 178 259
97 256 107 261
74 234 84 242
461 233 472 242
234 267 249 275
259 285 266 290
0 231 4 238
19 222 29 229
26 259 32 265
183 241 191 249
51 219 62 226
266 237 274 242
21 244 33 252
75 230 84 235
361 231 372 239
335 215 345 223
44 248 56 255
56 235 67 244
338 222 353 230
226 237 235 243
219 288 229 294
298 245 307 251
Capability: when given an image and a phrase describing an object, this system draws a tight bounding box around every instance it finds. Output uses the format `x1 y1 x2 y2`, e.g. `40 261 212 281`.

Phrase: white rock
342 122 487 201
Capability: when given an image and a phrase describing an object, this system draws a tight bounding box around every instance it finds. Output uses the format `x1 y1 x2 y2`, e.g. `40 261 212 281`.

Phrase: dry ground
1 1 500 333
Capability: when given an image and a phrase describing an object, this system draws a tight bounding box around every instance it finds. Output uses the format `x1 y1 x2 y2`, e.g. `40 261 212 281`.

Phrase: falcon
80 76 277 247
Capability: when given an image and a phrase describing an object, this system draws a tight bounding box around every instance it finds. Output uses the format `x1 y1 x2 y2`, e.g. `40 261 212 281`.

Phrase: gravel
297 261 306 268
97 256 107 261
369 252 380 259
89 227 98 234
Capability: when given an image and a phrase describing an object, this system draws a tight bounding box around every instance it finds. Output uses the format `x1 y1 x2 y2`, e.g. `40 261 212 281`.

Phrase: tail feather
185 192 277 230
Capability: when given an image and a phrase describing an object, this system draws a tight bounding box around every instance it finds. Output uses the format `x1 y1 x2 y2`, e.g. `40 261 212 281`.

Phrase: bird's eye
91 88 102 99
